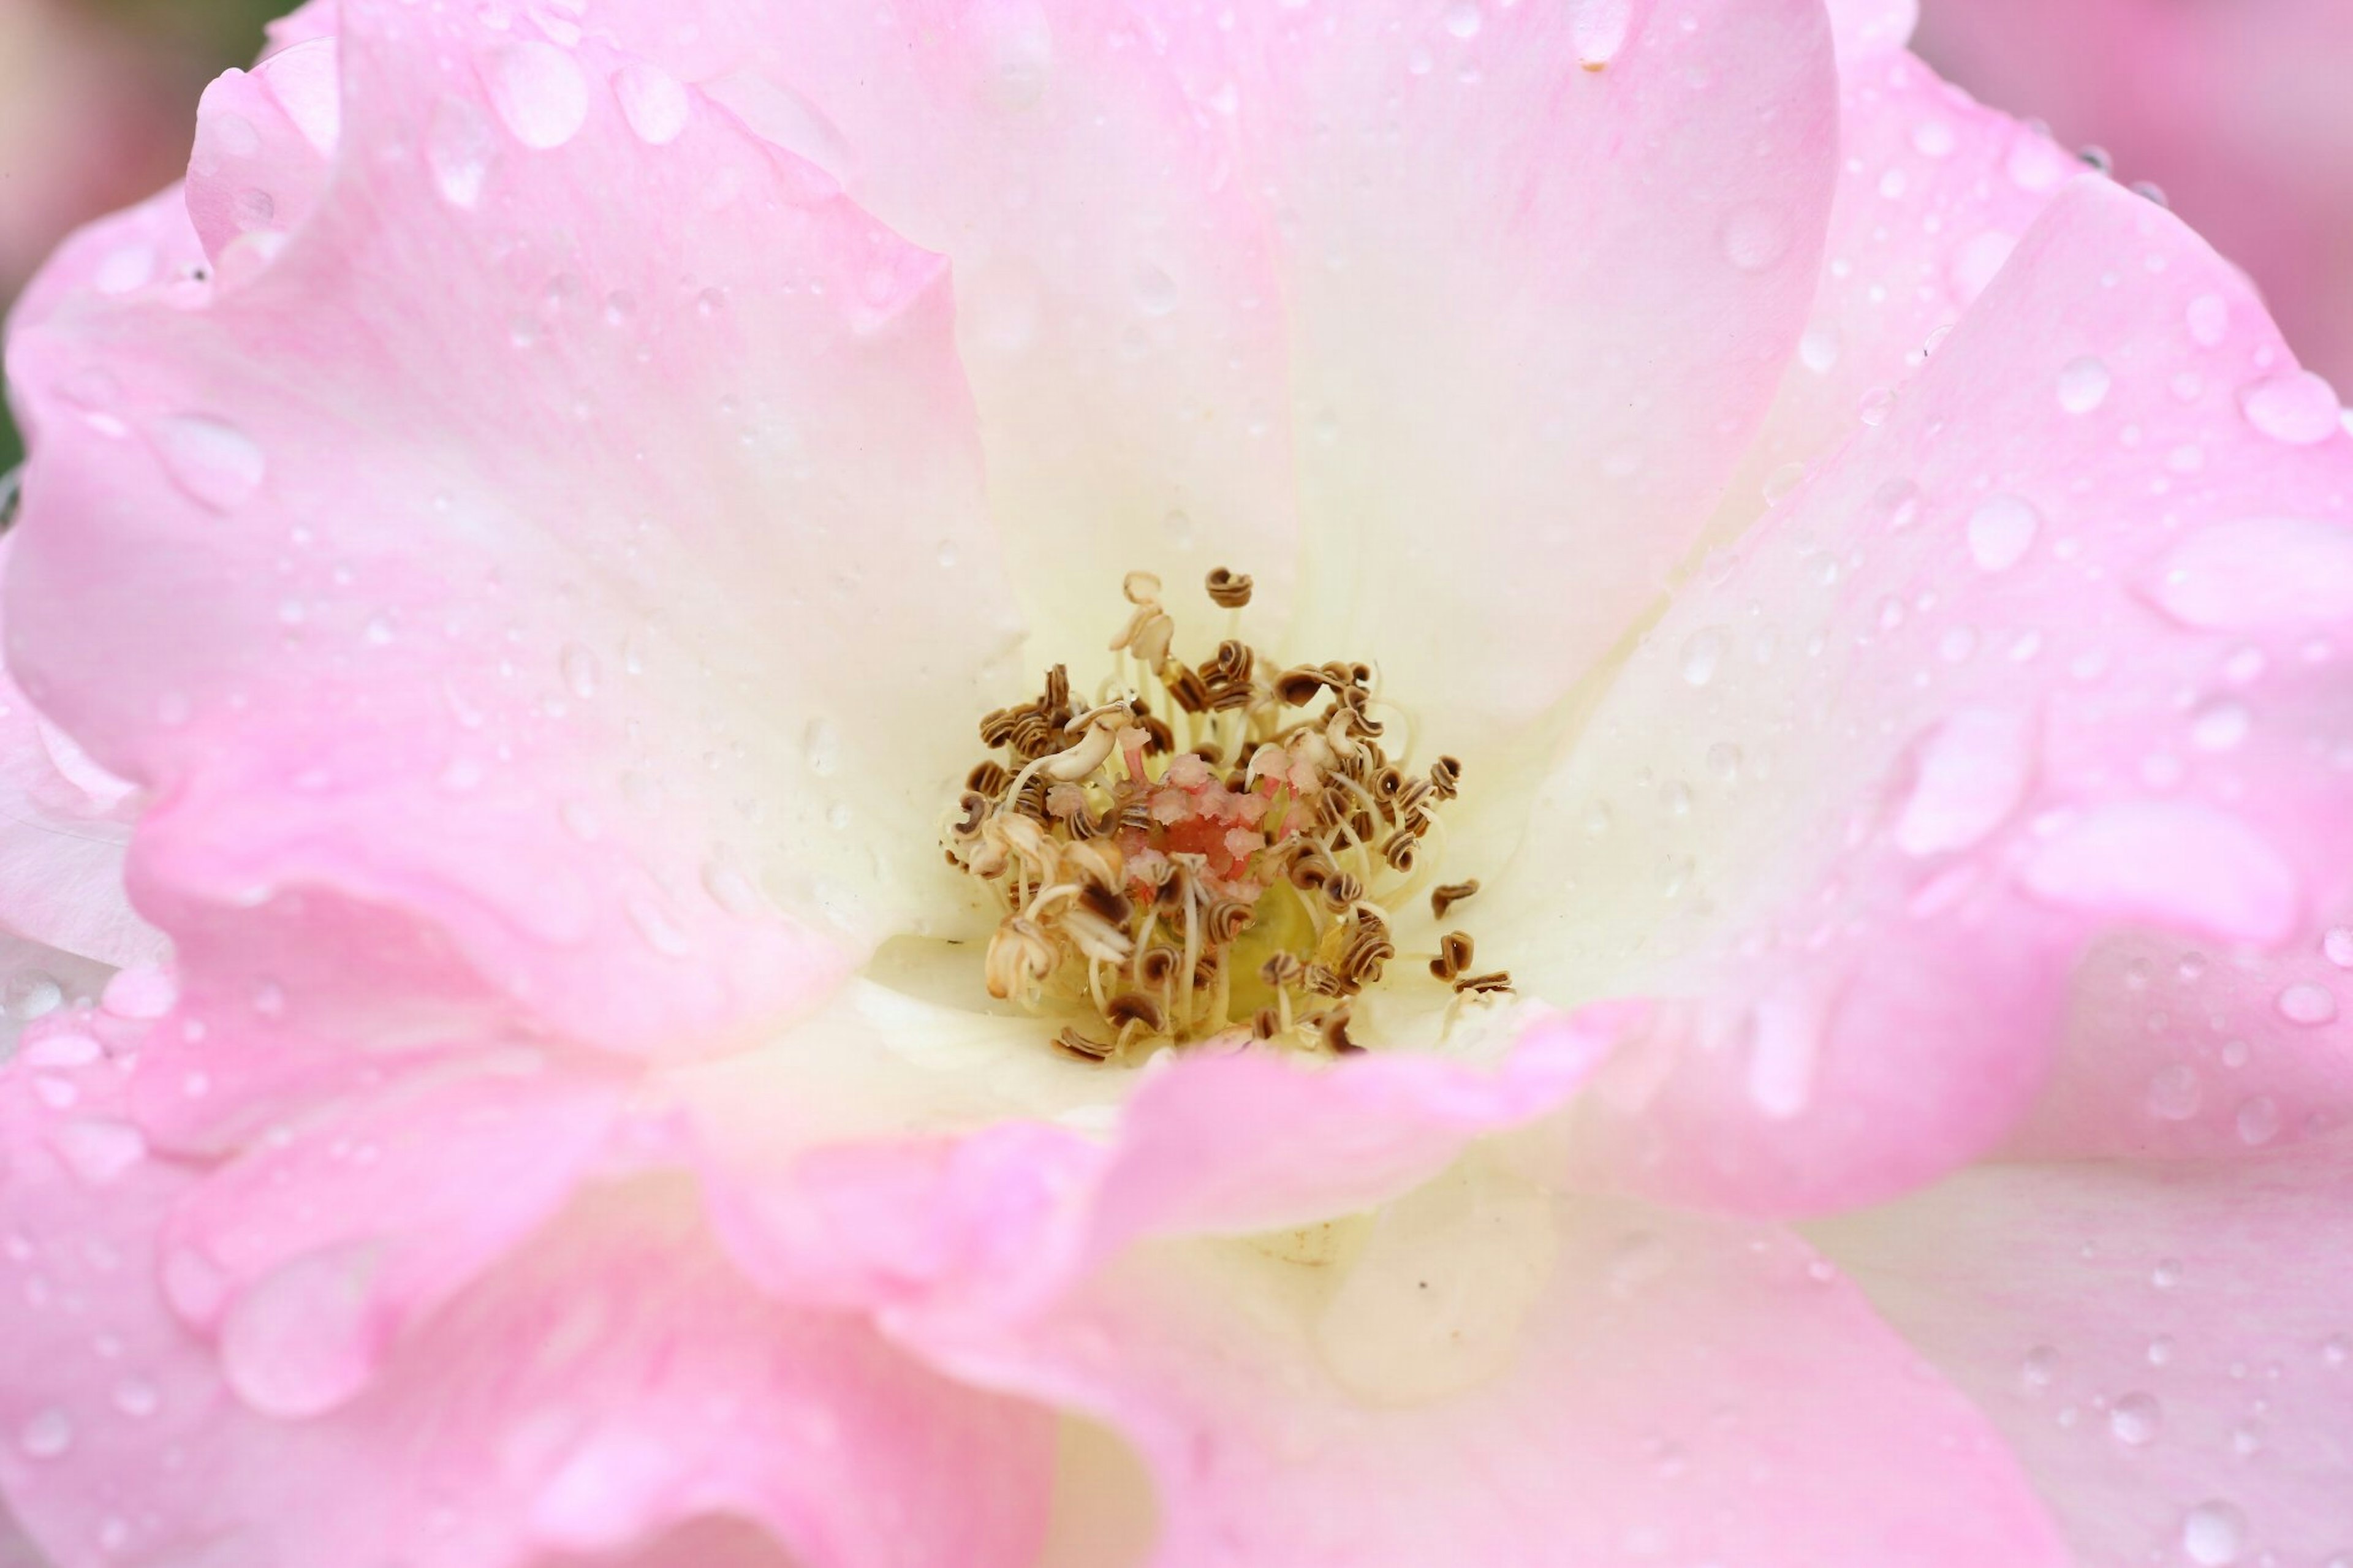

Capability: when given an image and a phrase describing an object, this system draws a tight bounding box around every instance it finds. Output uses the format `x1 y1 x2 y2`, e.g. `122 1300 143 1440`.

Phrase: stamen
943 569 1510 1064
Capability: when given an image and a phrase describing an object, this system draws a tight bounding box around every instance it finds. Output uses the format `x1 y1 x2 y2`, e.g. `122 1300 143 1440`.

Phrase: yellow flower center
942 569 1509 1063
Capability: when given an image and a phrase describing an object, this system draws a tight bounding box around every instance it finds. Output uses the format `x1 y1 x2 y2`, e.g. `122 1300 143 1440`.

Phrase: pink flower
3 1 2352 1564
1916 0 2353 396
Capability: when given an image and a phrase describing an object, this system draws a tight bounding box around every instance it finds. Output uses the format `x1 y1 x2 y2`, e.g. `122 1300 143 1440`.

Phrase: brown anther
1191 952 1223 990
1452 971 1514 995
1430 931 1476 982
1393 776 1434 820
1203 639 1254 686
1274 666 1328 706
1044 664 1071 713
1079 881 1133 924
1164 664 1211 714
1062 904 1135 966
1429 756 1464 800
1288 851 1334 892
952 792 989 838
1104 992 1167 1033
1321 872 1364 912
1055 1026 1113 1062
1317 1007 1365 1055
1204 898 1256 944
978 709 1020 748
1252 1008 1283 1041
966 760 1009 797
1338 926 1394 985
1379 830 1419 873
1430 879 1481 920
1373 765 1405 803
1259 952 1305 988
985 918 1058 1000
1137 713 1176 756
1137 945 1181 987
1302 962 1349 998
1204 567 1254 609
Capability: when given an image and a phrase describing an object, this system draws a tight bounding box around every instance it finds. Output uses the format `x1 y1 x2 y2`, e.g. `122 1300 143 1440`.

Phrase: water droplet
231 186 277 233
1966 494 2040 572
1677 626 1728 686
482 41 589 149
2189 699 2251 752
19 1408 72 1459
2148 1335 2177 1366
51 1119 147 1186
220 1246 384 1418
701 72 852 185
1571 0 1632 69
2109 1390 2162 1445
112 1377 159 1418
2056 356 2112 414
2323 927 2353 969
2323 1333 2349 1368
2278 982 2339 1026
613 60 689 145
2186 294 2230 348
2020 1344 2059 1392
1895 706 2036 858
1444 1 1482 39
559 643 600 700
2145 1064 2203 1122
1911 119 1956 157
2238 370 2340 446
1130 259 1179 317
427 94 496 208
627 895 693 957
2021 802 2296 947
2152 1257 2184 1290
2181 1499 2249 1566
2235 1097 2283 1146
803 717 842 777
148 415 265 512
1719 203 1792 273
102 966 176 1020
1798 323 1840 374
3 971 63 1021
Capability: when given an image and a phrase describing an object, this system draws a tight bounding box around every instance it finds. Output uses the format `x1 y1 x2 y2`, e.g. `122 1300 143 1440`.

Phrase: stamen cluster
944 569 1509 1064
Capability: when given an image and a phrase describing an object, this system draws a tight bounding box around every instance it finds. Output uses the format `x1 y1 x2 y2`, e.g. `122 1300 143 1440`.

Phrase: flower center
943 569 1510 1064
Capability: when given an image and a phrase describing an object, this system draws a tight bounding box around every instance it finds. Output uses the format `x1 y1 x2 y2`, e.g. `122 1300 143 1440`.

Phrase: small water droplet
1798 323 1840 374
559 643 600 700
1911 119 1956 157
18 1408 72 1459
481 40 589 149
1130 259 1179 317
2108 1390 2162 1445
51 1119 148 1186
2278 982 2338 1026
613 59 689 144
112 1377 160 1418
2056 356 2112 414
2238 370 2340 446
1966 494 2040 572
2181 1499 2249 1566
2189 699 2251 752
2235 1096 2283 1146
427 94 496 208
2020 1344 2059 1392
2145 1064 2203 1122
2152 1256 2184 1290
1719 203 1792 273
148 415 265 512
1678 627 1728 687
2186 294 2230 348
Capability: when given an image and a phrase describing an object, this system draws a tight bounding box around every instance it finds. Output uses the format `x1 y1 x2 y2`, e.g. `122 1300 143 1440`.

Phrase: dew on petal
2145 517 2353 631
2144 1064 2203 1123
2278 982 2339 1027
1571 0 1632 69
612 61 689 145
2186 293 2230 349
50 1119 148 1186
2235 1097 2283 1146
219 1246 384 1418
1894 707 2036 858
1677 627 1727 687
2188 699 2251 752
1719 203 1792 273
2108 1390 2162 1446
2056 356 2112 414
482 41 589 150
18 1408 72 1460
2020 802 2297 945
427 94 496 208
2237 370 2341 447
702 72 852 184
2324 927 2353 969
148 415 265 512
2181 1499 2249 1566
1965 494 2040 572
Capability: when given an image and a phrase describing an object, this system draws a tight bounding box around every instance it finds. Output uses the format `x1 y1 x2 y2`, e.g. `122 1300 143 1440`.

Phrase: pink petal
183 40 339 268
0 1048 1053 1568
581 0 1304 666
1824 0 1918 62
8 0 1034 1058
1810 1140 2353 1568
913 1175 2066 1567
1482 175 2353 1218
1243 0 1841 751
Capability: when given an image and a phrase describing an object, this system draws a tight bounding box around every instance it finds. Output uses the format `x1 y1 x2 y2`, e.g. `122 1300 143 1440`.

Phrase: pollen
942 570 1512 1064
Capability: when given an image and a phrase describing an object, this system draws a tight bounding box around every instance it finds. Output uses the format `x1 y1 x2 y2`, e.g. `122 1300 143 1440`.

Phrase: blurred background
4 0 2353 474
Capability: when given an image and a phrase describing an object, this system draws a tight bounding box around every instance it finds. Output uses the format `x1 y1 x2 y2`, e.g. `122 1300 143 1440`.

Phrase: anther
1317 1007 1364 1055
1429 756 1464 800
1452 971 1514 995
1055 1026 1114 1062
1430 931 1475 981
1430 879 1480 920
1259 953 1305 988
1203 567 1254 609
1104 993 1167 1033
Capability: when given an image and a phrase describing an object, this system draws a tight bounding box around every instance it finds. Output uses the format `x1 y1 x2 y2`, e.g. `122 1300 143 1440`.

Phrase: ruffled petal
1482 175 2353 1217
1824 0 1918 64
909 1166 2066 1567
578 0 1304 667
7 0 1031 1058
0 1043 1053 1568
1245 0 1842 751
1809 1138 2353 1568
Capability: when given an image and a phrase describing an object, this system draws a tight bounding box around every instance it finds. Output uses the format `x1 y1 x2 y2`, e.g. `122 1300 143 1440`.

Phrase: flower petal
0 1047 1053 1568
910 1167 2066 1567
1483 175 2353 1217
7 0 1031 1058
1809 1140 2353 1568
583 0 1305 665
1249 0 1840 748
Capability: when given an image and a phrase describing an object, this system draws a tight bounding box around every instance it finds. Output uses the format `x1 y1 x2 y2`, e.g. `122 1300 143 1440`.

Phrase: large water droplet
2020 802 2297 946
2238 370 2340 447
2324 927 2353 968
51 1119 148 1186
427 94 496 208
2108 1390 2162 1445
2235 1096 2282 1146
2056 356 2112 414
482 42 589 150
1677 626 1727 687
2145 517 2353 632
1895 706 2036 858
148 415 265 512
702 72 852 184
1129 259 1180 317
2181 1499 2249 1566
219 1245 384 1418
1571 0 1632 69
2278 982 2339 1026
1965 494 2040 572
612 61 689 145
